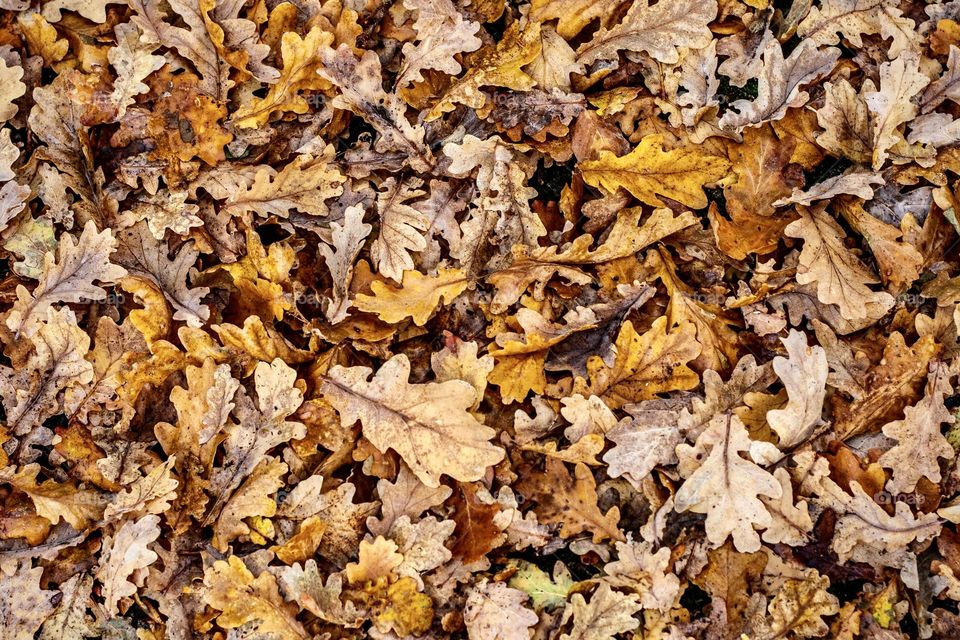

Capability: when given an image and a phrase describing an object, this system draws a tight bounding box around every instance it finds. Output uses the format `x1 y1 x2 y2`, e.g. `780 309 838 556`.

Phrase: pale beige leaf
816 79 872 164
124 187 202 239
465 580 539 640
2 307 94 437
0 127 20 181
397 0 482 87
318 204 370 323
274 560 363 627
0 180 29 233
115 222 210 327
559 582 641 640
224 147 346 219
366 463 453 537
878 362 955 494
773 171 883 207
524 25 582 91
369 178 429 282
104 456 179 522
755 573 840 640
766 330 827 449
97 514 161 615
0 561 57 640
38 574 97 640
6 221 127 336
431 338 494 410
0 57 25 123
603 408 682 490
321 354 504 487
108 22 164 120
577 0 716 65
719 39 839 131
675 414 782 552
604 539 681 613
560 394 618 442
864 51 929 169
760 468 813 547
784 205 894 322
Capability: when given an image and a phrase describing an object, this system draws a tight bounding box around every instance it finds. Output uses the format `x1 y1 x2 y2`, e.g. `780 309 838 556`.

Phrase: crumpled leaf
203 555 309 640
6 222 127 336
96 514 161 615
397 0 482 87
766 330 827 449
878 361 955 494
0 560 57 640
719 39 840 131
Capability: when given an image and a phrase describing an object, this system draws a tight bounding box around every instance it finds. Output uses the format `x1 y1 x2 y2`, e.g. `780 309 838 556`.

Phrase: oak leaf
558 583 641 640
319 204 371 323
0 561 57 640
464 581 539 640
604 539 681 612
6 222 127 336
96 514 161 615
0 56 25 123
675 414 782 552
320 46 433 171
754 573 840 640
274 561 363 627
766 330 828 449
784 205 894 322
878 362 955 494
37 574 97 640
580 134 731 209
231 26 333 129
578 316 700 409
321 354 504 487
864 51 929 168
346 536 404 584
517 458 623 543
718 39 840 131
366 462 452 537
397 0 483 87
816 79 873 164
426 22 541 121
213 457 287 551
577 0 716 65
203 555 309 640
115 223 210 327
224 147 346 220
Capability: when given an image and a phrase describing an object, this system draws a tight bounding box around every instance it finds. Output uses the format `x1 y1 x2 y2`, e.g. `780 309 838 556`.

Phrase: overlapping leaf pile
4 0 960 638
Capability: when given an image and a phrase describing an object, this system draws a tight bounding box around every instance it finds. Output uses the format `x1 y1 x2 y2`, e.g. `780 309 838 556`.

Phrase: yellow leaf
579 134 731 208
231 26 333 129
577 317 700 409
346 536 405 584
426 21 541 121
352 576 434 636
354 268 470 326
